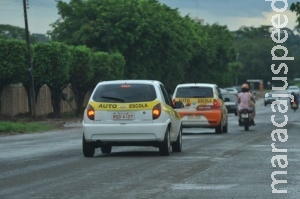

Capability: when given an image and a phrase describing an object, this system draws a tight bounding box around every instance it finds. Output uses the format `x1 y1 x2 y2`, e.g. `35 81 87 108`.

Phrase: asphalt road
0 98 299 199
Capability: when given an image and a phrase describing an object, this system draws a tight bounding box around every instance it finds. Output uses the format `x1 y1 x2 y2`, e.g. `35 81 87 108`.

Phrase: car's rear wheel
101 145 112 154
222 119 228 133
82 134 95 157
215 121 223 134
159 127 171 156
172 126 182 152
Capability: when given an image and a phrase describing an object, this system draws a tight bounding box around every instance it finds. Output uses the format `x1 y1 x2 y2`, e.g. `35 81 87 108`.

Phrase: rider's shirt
238 92 252 109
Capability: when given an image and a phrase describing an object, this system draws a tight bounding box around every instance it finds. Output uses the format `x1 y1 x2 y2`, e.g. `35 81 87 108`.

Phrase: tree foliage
68 45 93 115
49 0 237 91
232 25 300 87
0 39 29 115
0 39 28 87
0 24 49 43
90 51 125 85
33 42 71 117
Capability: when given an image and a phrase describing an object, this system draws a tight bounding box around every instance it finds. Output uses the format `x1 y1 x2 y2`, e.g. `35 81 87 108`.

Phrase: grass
0 121 56 135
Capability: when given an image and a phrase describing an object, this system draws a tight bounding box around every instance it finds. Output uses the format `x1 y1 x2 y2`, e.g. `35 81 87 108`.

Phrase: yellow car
82 80 183 157
172 83 228 134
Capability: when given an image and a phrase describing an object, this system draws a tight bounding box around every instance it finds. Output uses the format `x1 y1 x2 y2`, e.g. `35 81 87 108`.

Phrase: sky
0 0 299 35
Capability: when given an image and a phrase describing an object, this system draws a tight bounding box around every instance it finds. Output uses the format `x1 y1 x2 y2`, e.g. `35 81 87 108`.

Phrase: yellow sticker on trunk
89 100 161 111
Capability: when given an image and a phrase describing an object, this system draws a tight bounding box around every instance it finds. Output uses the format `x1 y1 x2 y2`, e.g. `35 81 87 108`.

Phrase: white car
222 93 238 115
264 92 280 106
287 85 300 95
224 87 238 95
82 80 183 157
220 88 228 94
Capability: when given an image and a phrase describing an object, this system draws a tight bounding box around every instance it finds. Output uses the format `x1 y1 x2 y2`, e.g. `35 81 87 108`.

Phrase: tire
172 126 182 152
222 119 228 133
215 121 223 134
82 134 95 157
101 145 112 154
159 127 171 156
244 124 249 131
244 118 249 131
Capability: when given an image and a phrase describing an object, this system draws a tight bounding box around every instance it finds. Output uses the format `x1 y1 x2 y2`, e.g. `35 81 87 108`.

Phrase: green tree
0 39 29 116
68 45 93 115
49 0 201 91
232 25 300 87
185 23 236 87
33 42 71 117
291 2 300 24
90 51 125 87
0 24 47 43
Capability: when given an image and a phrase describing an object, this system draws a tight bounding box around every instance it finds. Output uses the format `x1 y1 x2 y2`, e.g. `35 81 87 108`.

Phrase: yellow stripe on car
89 100 161 111
174 98 213 106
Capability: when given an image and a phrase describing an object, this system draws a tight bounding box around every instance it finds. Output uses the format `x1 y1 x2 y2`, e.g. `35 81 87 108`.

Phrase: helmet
241 83 249 89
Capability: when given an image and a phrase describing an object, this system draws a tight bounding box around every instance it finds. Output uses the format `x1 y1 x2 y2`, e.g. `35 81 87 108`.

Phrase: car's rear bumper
83 123 168 142
176 110 222 128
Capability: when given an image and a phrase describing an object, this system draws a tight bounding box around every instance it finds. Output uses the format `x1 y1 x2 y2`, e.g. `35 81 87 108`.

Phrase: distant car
264 92 279 106
220 88 228 94
82 80 183 157
233 86 242 93
224 87 238 95
223 93 238 115
287 85 300 95
172 83 228 134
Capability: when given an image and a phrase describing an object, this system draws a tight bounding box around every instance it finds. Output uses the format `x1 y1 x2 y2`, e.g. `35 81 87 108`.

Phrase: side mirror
224 97 230 102
174 101 184 109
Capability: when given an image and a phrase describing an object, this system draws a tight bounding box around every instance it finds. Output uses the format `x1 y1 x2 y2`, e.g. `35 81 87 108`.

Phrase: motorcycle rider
237 83 255 125
290 92 299 108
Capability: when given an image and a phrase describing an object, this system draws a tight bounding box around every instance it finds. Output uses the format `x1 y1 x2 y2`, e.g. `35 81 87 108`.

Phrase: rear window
92 83 157 103
223 94 236 102
175 86 213 98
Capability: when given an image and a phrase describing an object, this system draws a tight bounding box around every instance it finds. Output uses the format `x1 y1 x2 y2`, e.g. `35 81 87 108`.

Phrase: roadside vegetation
0 121 56 135
1 0 300 120
0 111 80 135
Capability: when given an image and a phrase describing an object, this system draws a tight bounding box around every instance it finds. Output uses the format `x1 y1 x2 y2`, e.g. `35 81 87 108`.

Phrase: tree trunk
49 87 62 118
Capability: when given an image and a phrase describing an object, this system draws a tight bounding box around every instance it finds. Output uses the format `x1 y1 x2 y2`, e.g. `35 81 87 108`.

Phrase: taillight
152 103 161 120
212 99 221 109
87 104 95 120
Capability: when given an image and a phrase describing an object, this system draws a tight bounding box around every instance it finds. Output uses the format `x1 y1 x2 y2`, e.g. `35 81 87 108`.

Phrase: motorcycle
238 108 252 131
291 101 298 111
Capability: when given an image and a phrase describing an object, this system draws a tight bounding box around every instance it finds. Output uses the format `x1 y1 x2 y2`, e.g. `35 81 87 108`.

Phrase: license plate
241 113 248 118
112 112 134 120
188 115 201 119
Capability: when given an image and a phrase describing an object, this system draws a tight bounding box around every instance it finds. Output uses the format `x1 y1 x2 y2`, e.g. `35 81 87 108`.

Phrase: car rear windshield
175 86 213 98
92 83 157 103
223 94 236 102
